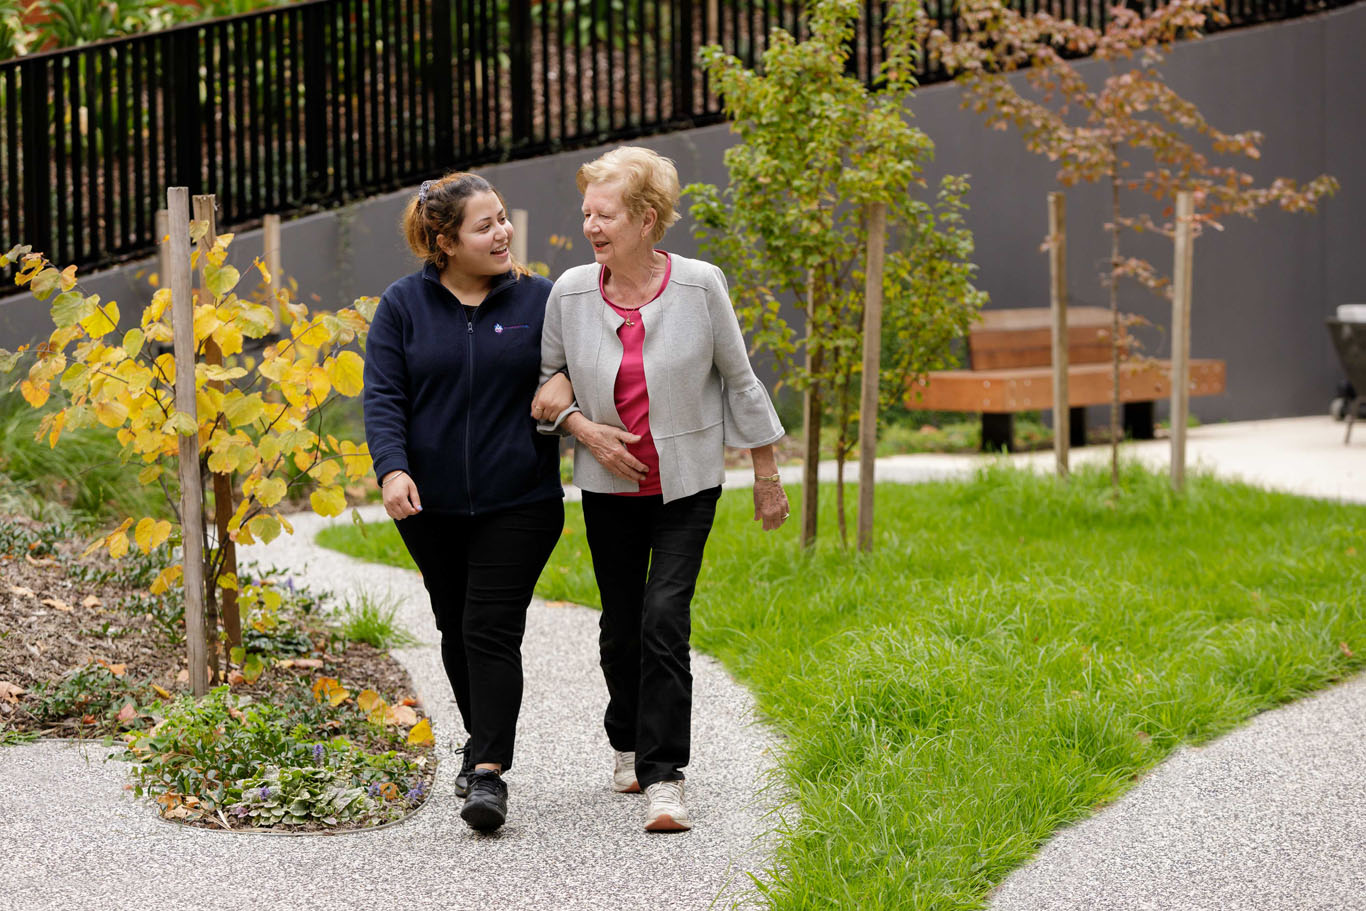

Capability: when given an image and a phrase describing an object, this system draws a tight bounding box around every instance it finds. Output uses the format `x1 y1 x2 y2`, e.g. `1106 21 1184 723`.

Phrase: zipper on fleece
464 308 475 515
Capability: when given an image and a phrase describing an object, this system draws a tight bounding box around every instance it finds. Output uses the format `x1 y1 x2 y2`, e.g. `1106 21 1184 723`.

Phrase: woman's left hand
753 479 790 531
533 372 575 423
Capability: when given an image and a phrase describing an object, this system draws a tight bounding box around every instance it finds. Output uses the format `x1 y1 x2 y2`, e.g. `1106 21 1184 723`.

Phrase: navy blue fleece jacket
363 264 562 515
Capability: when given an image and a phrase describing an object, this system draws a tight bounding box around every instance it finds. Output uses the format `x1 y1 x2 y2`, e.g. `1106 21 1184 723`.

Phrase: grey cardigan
540 254 784 503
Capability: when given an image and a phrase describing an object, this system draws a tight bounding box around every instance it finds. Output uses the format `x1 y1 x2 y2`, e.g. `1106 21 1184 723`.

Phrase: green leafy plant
120 680 432 826
27 661 150 727
688 0 986 546
0 0 39 60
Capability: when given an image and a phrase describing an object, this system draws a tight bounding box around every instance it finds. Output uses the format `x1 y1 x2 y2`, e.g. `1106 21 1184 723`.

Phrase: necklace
609 253 666 320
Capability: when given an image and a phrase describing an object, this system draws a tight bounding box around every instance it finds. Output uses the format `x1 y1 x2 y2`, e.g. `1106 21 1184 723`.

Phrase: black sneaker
453 739 476 798
460 768 508 832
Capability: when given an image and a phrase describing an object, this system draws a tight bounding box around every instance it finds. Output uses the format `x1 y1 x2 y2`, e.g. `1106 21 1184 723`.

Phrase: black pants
395 497 564 771
581 486 721 790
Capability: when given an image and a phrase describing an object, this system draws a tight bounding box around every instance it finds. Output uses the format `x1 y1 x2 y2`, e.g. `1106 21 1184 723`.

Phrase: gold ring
781 512 790 519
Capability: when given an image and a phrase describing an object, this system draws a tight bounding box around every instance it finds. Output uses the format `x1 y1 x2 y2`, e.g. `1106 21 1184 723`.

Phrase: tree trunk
1108 164 1122 489
835 365 852 549
801 271 822 547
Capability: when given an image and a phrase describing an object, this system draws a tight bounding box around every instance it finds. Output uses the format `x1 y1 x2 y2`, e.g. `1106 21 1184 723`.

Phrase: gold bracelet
754 472 781 483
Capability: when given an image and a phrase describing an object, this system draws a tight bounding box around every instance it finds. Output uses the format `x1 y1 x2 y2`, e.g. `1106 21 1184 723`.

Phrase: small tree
688 0 986 546
931 0 1338 487
1 235 375 684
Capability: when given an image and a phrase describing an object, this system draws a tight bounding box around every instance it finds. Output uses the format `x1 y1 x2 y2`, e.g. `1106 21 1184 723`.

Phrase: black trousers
395 497 564 771
581 486 721 790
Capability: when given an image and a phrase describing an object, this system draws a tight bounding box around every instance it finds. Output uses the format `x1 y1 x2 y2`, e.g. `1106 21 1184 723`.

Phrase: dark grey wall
4 2 1360 423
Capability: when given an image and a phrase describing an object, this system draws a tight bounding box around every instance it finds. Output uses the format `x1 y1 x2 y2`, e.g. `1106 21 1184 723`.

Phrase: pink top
600 253 672 497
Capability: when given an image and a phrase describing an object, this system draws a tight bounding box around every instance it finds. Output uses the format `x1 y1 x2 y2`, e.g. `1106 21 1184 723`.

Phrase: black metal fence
0 0 1355 286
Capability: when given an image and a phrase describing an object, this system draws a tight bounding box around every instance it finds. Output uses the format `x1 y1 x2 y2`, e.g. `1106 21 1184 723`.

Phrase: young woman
364 172 573 832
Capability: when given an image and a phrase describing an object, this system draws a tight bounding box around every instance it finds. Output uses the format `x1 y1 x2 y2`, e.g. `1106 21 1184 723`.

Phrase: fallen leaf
407 717 434 746
41 597 72 612
0 681 26 703
386 704 418 727
116 703 137 723
82 595 102 608
24 554 56 567
151 685 171 699
81 714 97 725
1134 730 1152 744
399 698 418 707
176 669 189 684
293 658 324 669
107 663 126 677
277 659 295 668
8 585 36 598
356 689 384 713
227 670 246 686
1341 642 1354 658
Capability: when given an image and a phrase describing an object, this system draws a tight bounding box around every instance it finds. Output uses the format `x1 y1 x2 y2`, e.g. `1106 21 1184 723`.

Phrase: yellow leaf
247 513 282 544
79 299 119 337
309 485 346 518
222 391 265 428
137 464 163 485
94 399 129 428
211 321 244 357
134 517 172 554
407 718 434 746
19 379 49 408
325 350 365 397
255 476 287 507
218 572 238 591
149 564 183 595
329 685 350 707
122 328 145 360
143 288 172 327
46 409 67 448
108 531 130 559
307 365 331 404
356 689 384 713
163 411 198 437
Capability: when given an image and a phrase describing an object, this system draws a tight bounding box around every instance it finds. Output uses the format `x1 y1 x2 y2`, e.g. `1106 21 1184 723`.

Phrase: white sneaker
643 780 691 832
612 750 640 793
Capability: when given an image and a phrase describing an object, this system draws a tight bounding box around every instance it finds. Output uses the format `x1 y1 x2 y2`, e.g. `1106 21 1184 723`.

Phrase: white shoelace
646 780 685 814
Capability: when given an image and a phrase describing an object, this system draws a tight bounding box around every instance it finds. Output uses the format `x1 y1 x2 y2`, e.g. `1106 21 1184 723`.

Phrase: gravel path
0 504 783 911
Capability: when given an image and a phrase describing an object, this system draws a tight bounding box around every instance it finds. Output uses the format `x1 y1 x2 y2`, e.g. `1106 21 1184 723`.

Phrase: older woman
533 146 789 832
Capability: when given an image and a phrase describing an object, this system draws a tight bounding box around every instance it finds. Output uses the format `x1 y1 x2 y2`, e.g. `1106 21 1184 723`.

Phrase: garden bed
0 515 437 832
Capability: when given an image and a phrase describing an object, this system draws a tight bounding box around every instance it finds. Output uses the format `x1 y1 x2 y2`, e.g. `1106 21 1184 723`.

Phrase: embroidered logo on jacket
493 323 530 334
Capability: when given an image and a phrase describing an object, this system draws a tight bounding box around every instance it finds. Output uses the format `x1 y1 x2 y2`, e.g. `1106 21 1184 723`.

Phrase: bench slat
908 360 1227 413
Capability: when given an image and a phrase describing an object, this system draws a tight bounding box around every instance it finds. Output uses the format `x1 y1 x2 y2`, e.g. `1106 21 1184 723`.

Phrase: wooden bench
908 307 1227 451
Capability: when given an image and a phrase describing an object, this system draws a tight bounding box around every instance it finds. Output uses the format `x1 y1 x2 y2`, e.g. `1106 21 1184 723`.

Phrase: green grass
335 589 421 650
0 389 171 526
317 466 1366 910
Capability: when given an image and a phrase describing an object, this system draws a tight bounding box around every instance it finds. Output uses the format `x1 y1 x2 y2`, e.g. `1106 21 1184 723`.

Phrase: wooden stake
263 213 282 330
511 208 529 266
801 272 822 548
168 188 207 699
156 209 171 288
194 195 240 668
1170 190 1195 492
1049 192 1070 478
857 202 887 553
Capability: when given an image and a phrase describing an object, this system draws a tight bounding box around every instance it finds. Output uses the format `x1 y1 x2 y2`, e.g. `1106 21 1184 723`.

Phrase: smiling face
436 190 513 279
581 181 657 271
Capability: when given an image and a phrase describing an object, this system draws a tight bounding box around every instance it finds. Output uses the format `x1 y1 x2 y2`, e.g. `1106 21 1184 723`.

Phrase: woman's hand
381 471 422 520
753 479 789 531
749 444 788 531
533 372 574 423
564 413 647 482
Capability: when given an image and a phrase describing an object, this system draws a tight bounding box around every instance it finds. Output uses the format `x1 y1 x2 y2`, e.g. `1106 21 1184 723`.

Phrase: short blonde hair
576 146 681 245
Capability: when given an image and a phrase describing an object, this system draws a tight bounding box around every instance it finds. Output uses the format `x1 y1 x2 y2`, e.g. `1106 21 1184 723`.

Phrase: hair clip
418 180 433 204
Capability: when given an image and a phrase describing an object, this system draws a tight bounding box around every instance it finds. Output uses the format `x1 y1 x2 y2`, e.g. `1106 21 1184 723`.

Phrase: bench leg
981 413 1015 452
1124 401 1155 440
1069 407 1087 448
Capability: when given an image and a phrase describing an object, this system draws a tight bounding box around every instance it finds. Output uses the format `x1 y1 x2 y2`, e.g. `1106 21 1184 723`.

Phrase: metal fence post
171 29 202 194
19 59 51 259
672 0 695 121
431 0 455 167
509 0 532 145
302 2 328 200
